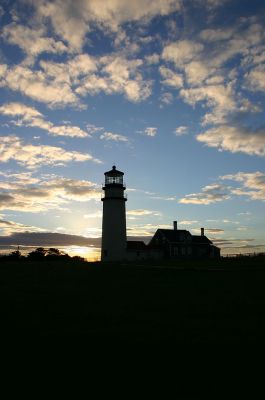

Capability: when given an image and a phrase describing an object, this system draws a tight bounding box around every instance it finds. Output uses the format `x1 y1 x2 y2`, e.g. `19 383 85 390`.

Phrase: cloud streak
0 102 89 137
0 136 101 168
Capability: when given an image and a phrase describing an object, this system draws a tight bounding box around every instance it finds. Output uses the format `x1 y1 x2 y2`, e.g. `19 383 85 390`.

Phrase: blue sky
0 0 264 259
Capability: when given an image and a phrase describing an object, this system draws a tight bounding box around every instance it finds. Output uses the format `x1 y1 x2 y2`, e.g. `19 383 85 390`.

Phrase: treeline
1 247 85 262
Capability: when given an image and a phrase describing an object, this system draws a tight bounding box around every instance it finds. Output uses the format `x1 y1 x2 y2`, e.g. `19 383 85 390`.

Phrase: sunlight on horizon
64 246 101 261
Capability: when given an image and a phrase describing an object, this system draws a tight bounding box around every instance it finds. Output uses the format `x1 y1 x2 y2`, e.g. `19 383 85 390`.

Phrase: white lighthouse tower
101 165 127 262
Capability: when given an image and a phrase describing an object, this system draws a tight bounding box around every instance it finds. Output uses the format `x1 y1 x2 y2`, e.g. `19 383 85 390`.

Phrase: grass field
1 256 265 343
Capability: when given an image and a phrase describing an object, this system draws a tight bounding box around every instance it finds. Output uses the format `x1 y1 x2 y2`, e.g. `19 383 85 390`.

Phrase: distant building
148 222 220 259
101 166 220 262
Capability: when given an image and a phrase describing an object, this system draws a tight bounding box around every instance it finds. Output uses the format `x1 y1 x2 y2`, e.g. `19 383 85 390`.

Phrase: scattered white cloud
197 125 265 156
2 23 67 58
77 55 152 102
221 171 265 201
0 53 152 106
144 127 157 137
127 223 171 237
179 171 265 206
100 131 128 142
86 124 104 135
162 40 204 67
0 136 101 168
145 53 160 65
32 0 181 51
0 172 101 212
245 65 265 92
180 84 236 114
159 66 183 88
0 64 79 107
160 92 173 105
179 183 231 204
175 126 188 136
0 102 89 137
127 209 161 217
179 220 198 225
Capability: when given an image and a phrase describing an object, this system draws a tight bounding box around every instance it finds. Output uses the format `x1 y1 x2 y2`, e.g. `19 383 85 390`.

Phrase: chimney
173 221 177 230
201 227 204 236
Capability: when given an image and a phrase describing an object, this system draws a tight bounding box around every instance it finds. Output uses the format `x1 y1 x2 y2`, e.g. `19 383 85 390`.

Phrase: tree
46 248 62 257
9 249 22 258
28 247 47 258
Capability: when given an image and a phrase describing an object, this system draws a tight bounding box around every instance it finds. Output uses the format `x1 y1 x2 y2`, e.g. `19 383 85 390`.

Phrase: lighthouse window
106 176 123 184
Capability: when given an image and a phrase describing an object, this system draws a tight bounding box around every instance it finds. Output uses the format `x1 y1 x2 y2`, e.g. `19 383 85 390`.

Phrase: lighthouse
101 165 127 261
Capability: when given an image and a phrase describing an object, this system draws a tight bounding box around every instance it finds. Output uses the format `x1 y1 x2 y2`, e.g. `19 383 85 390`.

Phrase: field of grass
1 256 265 343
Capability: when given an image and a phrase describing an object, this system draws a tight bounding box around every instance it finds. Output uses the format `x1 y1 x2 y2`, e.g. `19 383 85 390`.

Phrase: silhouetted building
101 167 220 261
149 222 220 259
101 166 127 261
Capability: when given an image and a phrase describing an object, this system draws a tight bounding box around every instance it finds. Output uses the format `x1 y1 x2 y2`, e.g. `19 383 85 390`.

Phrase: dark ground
2 256 265 397
1 256 265 343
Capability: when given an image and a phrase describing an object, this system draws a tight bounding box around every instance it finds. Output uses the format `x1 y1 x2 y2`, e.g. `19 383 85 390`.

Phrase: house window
181 247 186 255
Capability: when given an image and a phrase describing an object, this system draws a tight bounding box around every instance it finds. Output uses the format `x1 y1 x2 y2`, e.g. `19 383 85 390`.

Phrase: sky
0 0 265 260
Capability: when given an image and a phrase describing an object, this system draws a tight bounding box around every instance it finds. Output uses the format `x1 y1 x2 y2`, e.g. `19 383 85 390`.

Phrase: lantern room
104 165 124 187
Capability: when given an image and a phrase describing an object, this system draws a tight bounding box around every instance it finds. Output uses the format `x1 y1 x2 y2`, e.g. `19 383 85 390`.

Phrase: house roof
153 229 213 245
191 235 212 244
157 229 191 242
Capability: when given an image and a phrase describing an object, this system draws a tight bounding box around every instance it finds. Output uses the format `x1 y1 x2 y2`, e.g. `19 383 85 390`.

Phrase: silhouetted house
126 240 163 261
149 222 220 259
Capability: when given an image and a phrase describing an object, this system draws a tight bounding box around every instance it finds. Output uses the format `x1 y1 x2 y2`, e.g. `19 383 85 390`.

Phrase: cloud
100 132 128 142
2 22 67 58
179 183 231 204
221 172 265 201
144 127 157 137
145 53 160 65
197 125 265 156
179 220 198 225
179 171 265 206
184 61 213 86
160 92 173 105
84 211 102 219
175 126 188 136
0 136 100 168
0 172 101 212
0 102 89 137
86 124 104 135
1 64 79 107
159 66 183 88
0 218 45 236
162 40 204 67
0 52 152 106
200 27 234 42
0 231 101 247
127 223 171 237
77 55 152 102
127 209 161 217
180 84 235 112
245 65 265 92
32 0 181 51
